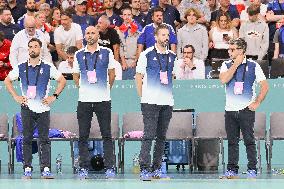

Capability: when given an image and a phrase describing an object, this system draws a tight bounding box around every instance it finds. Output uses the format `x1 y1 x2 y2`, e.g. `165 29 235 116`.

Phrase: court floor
1 171 284 189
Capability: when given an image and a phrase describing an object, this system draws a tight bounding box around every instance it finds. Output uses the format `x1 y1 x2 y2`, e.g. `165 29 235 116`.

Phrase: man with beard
95 0 123 27
6 0 26 23
4 37 66 179
72 26 116 179
135 23 176 181
0 7 21 41
137 7 177 58
17 0 37 29
10 16 52 67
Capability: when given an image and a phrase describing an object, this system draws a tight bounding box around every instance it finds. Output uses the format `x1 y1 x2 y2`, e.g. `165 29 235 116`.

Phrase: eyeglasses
228 48 241 52
183 51 193 54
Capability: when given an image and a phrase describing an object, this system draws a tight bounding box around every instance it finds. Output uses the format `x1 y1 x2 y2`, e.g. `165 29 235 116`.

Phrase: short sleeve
8 65 19 81
273 29 280 43
136 50 147 74
255 62 266 83
220 62 229 73
108 50 116 69
72 51 80 73
49 63 62 80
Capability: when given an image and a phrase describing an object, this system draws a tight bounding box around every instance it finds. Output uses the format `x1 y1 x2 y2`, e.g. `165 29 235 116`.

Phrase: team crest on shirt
40 68 43 74
153 57 157 61
99 54 102 59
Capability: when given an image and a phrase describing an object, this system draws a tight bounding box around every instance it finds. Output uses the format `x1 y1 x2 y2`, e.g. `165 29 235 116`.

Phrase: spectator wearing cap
54 11 83 61
0 31 12 81
97 15 120 61
73 0 96 41
0 7 21 41
6 0 26 23
10 16 52 67
95 0 123 27
239 4 268 60
17 0 37 29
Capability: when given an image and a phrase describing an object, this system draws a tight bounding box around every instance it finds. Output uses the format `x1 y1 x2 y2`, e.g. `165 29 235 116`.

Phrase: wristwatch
53 93 59 99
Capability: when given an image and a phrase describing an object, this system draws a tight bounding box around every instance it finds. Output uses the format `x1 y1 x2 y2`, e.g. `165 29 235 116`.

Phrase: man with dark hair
219 38 268 179
95 0 123 27
136 23 176 181
58 46 78 74
0 31 12 81
54 10 83 61
239 4 269 60
130 0 147 28
146 0 181 30
0 7 21 41
7 0 26 23
4 37 66 179
137 7 177 58
17 0 37 29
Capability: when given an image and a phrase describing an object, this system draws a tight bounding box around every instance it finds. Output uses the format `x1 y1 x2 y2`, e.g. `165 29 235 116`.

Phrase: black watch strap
53 93 59 99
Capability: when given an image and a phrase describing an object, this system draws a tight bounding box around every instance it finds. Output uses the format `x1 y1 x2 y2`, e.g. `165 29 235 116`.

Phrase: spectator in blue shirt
137 7 177 58
0 8 21 41
266 0 284 62
7 0 26 23
18 0 37 29
95 0 123 27
130 0 147 28
210 0 240 28
72 0 96 45
146 0 181 31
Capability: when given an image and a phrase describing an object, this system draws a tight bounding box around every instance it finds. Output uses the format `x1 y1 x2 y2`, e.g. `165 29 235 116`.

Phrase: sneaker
140 169 152 181
105 168 116 179
41 167 54 179
152 168 170 179
220 170 239 179
77 168 89 179
22 167 32 179
247 170 257 179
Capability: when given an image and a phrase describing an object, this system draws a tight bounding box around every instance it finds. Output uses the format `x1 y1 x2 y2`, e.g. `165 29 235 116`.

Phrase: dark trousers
21 106 51 171
225 108 257 172
139 103 173 171
77 101 115 169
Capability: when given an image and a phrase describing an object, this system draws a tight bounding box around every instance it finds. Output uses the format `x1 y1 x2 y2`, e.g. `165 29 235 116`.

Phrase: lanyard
154 48 169 71
26 61 42 86
84 51 99 71
234 61 247 82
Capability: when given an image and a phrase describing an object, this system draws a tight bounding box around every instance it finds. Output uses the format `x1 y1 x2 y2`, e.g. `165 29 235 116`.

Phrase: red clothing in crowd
87 0 105 14
0 39 12 81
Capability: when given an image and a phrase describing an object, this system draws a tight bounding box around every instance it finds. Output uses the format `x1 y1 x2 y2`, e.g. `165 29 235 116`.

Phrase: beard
30 52 40 58
159 40 169 47
87 38 96 45
27 7 36 12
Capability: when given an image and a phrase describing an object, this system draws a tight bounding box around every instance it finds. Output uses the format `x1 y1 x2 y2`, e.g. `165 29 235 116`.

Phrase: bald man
96 15 120 61
10 16 52 67
72 26 116 179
